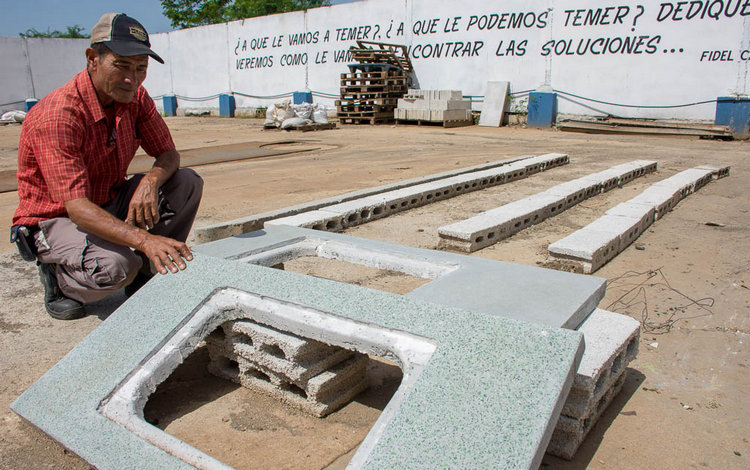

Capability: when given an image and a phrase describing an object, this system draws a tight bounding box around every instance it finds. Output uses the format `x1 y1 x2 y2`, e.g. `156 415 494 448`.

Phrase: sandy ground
0 117 748 469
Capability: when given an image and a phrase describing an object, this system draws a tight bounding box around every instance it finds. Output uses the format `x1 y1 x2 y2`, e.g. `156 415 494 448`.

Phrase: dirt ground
0 117 747 470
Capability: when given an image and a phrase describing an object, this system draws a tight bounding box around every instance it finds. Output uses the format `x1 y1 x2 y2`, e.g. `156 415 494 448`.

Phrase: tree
19 25 88 38
161 0 331 29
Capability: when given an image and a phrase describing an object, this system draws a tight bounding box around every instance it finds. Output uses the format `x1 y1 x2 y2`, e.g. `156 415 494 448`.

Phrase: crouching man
11 13 202 320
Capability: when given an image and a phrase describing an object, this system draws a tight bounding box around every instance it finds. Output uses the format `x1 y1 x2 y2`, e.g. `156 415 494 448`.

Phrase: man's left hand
126 175 160 230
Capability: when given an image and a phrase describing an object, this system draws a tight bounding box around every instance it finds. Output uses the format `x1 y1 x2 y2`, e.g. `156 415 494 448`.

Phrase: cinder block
265 210 344 231
547 373 627 460
696 163 730 179
548 229 621 274
563 308 640 418
605 202 655 234
584 214 644 253
208 349 368 418
629 187 679 219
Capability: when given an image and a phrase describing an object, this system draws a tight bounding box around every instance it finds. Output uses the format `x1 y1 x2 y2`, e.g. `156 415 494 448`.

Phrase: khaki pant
34 169 203 304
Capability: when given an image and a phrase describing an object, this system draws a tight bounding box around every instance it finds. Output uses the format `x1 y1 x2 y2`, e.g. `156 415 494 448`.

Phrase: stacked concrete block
267 153 569 232
206 319 369 417
548 309 640 459
395 89 472 122
438 160 657 253
548 164 730 273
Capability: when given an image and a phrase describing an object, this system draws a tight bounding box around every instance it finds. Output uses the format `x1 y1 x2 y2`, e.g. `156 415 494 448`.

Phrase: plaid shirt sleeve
136 88 175 158
32 116 90 203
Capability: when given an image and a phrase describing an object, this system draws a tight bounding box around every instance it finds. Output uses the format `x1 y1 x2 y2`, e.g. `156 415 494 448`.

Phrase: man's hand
126 174 160 229
136 232 193 274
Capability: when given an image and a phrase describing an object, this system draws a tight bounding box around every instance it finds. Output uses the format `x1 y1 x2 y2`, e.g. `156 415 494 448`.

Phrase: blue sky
0 0 361 37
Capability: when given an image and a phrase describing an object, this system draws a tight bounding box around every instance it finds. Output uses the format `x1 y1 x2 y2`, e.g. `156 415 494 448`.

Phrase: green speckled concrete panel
12 254 583 469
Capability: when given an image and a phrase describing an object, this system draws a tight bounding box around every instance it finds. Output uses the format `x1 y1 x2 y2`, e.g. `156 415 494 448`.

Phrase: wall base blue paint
527 92 557 128
219 94 236 117
715 96 750 136
24 99 38 112
163 96 177 116
293 91 313 104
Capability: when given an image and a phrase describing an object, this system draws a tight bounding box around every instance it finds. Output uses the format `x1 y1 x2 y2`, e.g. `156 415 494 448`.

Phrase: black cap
90 13 164 64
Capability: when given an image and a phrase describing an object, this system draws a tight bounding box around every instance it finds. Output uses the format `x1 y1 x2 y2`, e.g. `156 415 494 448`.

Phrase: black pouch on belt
10 225 37 262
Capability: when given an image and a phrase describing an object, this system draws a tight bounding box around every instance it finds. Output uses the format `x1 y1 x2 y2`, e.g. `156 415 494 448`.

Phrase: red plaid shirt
13 70 175 226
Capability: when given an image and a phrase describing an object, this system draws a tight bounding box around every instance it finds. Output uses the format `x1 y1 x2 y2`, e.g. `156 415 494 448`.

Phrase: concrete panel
478 81 509 127
11 254 584 470
196 225 606 330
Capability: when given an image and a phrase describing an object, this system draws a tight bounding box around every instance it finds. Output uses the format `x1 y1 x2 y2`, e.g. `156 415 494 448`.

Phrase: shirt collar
76 70 107 123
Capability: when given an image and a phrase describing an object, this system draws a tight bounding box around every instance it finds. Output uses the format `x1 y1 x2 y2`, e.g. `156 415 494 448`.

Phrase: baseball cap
90 13 164 64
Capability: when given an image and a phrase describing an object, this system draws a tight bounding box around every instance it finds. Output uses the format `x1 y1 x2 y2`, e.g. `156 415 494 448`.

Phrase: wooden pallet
395 118 474 129
340 71 405 80
340 84 407 93
339 116 394 125
337 110 394 119
336 98 399 107
337 104 395 113
350 41 413 73
339 92 404 101
340 77 407 87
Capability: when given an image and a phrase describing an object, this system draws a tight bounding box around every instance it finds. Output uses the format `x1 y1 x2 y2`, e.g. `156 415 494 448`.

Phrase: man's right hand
136 232 193 274
65 197 194 275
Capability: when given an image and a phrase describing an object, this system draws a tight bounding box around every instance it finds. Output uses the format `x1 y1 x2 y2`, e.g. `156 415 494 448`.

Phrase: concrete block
12 253 587 469
208 347 369 417
547 373 627 460
629 187 679 219
605 202 656 234
696 163 730 179
265 209 344 231
563 309 640 418
584 214 644 253
548 229 621 274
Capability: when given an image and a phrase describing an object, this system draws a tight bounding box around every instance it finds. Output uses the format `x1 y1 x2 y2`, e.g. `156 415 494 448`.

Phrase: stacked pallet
337 41 413 125
395 89 473 127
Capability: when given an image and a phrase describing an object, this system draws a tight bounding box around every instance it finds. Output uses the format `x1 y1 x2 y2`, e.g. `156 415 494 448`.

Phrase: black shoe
38 263 85 320
124 271 153 297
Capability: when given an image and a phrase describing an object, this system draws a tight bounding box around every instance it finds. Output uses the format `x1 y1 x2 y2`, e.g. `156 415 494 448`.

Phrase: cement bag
0 110 26 123
291 103 313 120
312 104 328 124
280 117 312 129
264 106 276 127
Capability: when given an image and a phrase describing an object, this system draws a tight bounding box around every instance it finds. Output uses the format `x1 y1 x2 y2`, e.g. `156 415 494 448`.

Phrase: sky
0 0 362 37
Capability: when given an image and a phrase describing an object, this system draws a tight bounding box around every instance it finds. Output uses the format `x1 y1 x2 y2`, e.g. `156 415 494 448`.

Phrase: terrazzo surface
12 253 584 469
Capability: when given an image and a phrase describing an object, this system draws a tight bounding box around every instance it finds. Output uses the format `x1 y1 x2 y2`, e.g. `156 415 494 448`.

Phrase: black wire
606 267 715 335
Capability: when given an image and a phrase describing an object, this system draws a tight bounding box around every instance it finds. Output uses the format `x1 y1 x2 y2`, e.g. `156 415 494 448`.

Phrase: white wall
0 37 86 113
3 0 750 120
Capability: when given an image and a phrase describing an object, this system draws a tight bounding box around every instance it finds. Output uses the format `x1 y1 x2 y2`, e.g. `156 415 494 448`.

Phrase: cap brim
103 40 165 64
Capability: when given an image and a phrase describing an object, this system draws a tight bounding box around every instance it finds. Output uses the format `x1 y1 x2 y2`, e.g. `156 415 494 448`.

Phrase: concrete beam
267 153 569 233
194 155 534 243
438 160 657 253
548 165 729 273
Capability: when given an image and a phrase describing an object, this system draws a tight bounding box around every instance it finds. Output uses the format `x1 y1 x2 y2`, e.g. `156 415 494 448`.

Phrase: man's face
86 48 148 105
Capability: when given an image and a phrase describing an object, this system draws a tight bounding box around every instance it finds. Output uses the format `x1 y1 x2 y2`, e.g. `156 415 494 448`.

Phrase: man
12 13 203 320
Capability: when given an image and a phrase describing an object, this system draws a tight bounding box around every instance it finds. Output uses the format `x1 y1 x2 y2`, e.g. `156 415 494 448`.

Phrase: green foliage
19 25 88 38
161 0 331 29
